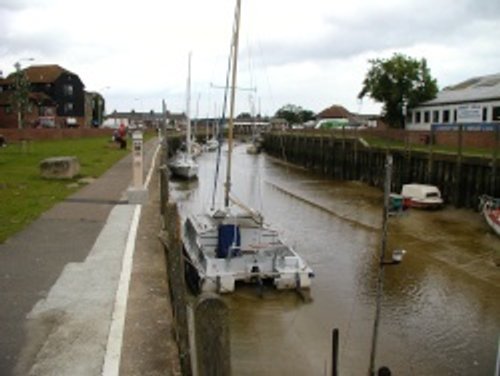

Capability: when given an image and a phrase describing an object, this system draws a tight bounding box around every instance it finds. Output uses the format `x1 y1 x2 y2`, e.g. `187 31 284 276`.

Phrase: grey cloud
253 0 500 67
466 0 500 19
1 30 70 56
0 0 45 11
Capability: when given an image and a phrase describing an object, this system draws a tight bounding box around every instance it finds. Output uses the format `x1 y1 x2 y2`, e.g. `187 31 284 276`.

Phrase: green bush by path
0 137 129 243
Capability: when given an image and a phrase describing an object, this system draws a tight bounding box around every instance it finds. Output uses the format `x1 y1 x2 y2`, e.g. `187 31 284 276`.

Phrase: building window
454 109 458 122
424 111 430 123
443 110 450 123
415 111 421 123
63 84 73 96
482 107 488 122
432 110 439 123
64 102 74 113
493 106 500 121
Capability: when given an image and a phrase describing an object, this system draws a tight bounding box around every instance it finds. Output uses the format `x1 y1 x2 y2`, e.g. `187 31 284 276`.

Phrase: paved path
0 137 179 375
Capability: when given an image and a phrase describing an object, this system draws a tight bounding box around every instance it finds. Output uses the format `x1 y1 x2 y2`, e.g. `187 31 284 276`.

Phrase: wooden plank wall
263 133 500 209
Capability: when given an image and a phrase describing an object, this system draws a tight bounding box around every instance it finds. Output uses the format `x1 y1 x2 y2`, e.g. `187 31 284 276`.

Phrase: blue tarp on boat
217 224 241 258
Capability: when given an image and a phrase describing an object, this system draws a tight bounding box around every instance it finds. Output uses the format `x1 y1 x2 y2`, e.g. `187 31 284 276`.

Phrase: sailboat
190 93 203 158
204 118 219 152
246 95 261 154
182 0 314 294
168 53 199 179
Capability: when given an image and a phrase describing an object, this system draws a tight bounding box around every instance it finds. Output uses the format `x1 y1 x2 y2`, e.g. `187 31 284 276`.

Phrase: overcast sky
1 0 499 117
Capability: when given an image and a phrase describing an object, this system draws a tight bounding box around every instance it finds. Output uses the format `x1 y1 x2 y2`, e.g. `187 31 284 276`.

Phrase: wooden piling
194 293 231 376
331 328 339 376
492 124 499 194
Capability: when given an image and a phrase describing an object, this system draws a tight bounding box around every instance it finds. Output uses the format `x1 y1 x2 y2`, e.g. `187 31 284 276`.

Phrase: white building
406 73 500 131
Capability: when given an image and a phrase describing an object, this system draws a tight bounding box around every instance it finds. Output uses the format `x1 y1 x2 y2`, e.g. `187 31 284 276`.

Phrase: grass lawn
0 137 129 243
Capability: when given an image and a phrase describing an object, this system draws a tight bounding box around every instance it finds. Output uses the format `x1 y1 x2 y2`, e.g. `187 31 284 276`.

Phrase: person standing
117 122 127 149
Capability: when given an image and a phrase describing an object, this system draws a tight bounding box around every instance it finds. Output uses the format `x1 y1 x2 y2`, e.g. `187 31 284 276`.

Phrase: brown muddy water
170 143 500 376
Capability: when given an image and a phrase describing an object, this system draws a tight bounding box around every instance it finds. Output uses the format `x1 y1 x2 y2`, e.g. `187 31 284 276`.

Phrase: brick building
0 64 88 128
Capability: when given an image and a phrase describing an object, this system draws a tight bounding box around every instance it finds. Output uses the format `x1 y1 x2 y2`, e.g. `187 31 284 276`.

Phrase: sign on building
457 104 482 123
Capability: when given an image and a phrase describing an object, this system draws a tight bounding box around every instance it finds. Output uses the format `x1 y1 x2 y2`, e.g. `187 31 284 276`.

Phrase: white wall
406 100 500 130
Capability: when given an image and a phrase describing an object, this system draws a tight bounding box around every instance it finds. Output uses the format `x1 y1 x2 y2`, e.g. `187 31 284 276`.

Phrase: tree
10 68 31 129
300 109 315 123
358 53 438 128
236 112 251 119
275 104 315 125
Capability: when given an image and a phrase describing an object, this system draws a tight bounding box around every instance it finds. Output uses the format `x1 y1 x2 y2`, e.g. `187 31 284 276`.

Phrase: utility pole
367 154 407 375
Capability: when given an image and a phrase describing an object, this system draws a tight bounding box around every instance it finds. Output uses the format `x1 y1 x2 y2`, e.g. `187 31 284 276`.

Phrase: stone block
40 156 80 179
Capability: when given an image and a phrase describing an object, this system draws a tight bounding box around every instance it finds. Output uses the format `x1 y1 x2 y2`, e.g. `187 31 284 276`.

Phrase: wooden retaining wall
159 136 231 375
263 133 500 209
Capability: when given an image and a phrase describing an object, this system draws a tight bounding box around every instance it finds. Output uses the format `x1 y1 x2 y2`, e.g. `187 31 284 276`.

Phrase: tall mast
186 52 192 158
224 0 241 208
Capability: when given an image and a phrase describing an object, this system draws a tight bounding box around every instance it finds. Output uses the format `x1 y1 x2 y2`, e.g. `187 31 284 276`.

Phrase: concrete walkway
0 137 179 375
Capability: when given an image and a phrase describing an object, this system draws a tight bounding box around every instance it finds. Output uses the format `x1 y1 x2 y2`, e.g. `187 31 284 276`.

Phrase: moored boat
168 53 199 180
246 143 259 154
479 195 500 236
168 153 198 179
184 207 314 293
205 138 219 152
401 183 443 209
181 0 313 295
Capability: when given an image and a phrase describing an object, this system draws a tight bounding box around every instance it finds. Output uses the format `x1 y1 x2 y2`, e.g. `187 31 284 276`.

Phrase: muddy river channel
171 143 500 376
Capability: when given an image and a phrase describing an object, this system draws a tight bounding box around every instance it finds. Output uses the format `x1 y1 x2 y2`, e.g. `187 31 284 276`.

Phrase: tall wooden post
341 125 346 180
194 293 231 376
454 124 464 206
492 123 499 195
405 132 412 184
368 154 392 376
427 126 435 184
332 328 339 376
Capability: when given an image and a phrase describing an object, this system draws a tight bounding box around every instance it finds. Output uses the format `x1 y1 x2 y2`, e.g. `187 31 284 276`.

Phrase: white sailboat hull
205 139 219 152
183 212 314 293
181 0 313 296
168 153 198 179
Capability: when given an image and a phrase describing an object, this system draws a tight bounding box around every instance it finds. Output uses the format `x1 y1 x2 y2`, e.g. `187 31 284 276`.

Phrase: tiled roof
317 105 353 119
0 64 74 85
423 72 500 106
23 65 72 83
2 65 74 84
